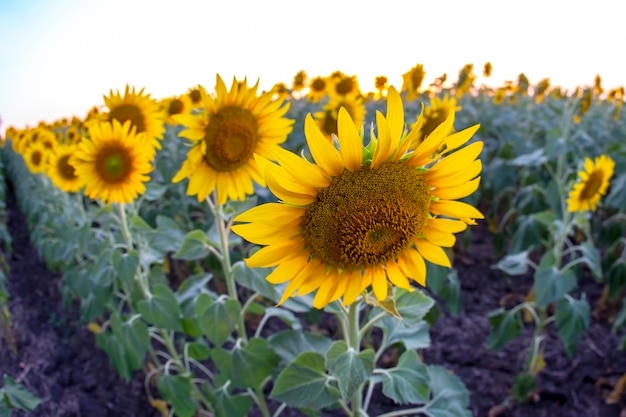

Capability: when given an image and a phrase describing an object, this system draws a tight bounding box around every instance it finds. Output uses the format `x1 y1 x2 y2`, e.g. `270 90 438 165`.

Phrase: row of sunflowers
1 62 625 416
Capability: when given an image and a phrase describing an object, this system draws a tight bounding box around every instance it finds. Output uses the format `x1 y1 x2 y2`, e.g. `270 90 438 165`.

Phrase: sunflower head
411 95 461 142
71 120 154 205
23 141 48 174
566 155 615 212
314 94 366 139
46 143 85 193
292 70 307 92
160 94 193 126
172 74 295 205
402 64 426 100
233 86 483 308
306 76 329 103
101 85 165 152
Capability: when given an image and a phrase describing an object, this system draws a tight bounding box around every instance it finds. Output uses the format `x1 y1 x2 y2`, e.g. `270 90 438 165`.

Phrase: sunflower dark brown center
189 89 202 104
58 155 77 179
203 106 259 172
312 78 326 92
95 145 132 183
109 104 146 133
302 161 431 270
168 99 184 116
30 150 43 166
579 170 604 200
336 78 355 95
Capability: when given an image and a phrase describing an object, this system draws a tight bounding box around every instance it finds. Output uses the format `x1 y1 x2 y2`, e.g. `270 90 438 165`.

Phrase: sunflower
232 86 483 309
23 141 48 174
172 74 294 205
411 94 461 142
100 85 165 152
160 94 193 126
328 73 361 99
402 64 426 101
566 155 615 212
187 87 204 110
314 94 366 139
71 120 154 205
306 76 329 103
46 143 85 193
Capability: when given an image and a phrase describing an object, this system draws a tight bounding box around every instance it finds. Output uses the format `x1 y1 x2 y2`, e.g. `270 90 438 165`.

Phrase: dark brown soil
1 177 626 417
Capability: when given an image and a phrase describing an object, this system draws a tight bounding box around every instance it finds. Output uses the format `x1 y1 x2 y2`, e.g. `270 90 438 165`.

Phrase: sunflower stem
117 203 151 298
347 302 363 417
212 199 248 342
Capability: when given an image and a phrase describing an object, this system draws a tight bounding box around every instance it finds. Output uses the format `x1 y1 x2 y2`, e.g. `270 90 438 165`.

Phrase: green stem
249 385 271 417
117 203 151 298
347 302 362 417
524 306 547 374
376 406 427 417
212 199 247 342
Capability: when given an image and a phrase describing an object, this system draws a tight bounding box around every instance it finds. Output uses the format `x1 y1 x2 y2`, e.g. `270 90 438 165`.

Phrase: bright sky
0 0 624 134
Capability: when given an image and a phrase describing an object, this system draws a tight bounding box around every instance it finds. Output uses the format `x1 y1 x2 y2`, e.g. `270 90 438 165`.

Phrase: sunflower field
1 63 625 417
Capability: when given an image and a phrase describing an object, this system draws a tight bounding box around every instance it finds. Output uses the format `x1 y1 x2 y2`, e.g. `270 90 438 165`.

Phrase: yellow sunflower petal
415 239 451 268
337 107 363 172
430 200 484 220
304 114 344 176
371 266 388 300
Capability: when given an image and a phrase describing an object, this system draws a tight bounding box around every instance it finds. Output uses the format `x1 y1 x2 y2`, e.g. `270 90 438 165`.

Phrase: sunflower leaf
270 351 340 409
555 294 590 358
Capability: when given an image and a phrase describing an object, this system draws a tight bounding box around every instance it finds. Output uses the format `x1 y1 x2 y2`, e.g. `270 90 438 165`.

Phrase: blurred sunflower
402 64 426 101
172 74 294 205
71 120 154 205
46 143 84 193
566 155 615 212
314 94 366 139
232 86 483 308
306 76 328 103
101 85 165 152
23 141 47 174
411 94 461 141
160 94 192 126
187 87 204 110
329 73 361 98
374 76 388 99
292 70 307 92
455 64 476 98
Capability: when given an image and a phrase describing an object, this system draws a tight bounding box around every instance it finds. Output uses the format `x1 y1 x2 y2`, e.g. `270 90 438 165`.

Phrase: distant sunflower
71 120 154 205
411 94 461 141
188 87 204 110
23 141 47 174
566 155 615 212
329 73 361 98
101 85 165 151
314 94 366 139
402 64 426 101
232 86 483 308
160 94 192 126
172 74 294 205
46 143 84 193
307 76 328 103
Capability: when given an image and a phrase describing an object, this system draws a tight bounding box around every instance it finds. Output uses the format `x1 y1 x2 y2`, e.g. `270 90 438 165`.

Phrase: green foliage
0 374 41 415
487 307 523 350
555 295 590 358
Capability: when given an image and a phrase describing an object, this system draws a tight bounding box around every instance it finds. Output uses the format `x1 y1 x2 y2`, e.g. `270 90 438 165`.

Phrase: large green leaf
270 351 340 409
157 374 197 417
486 307 522 350
268 329 333 363
173 229 211 260
424 365 471 417
534 267 576 307
212 338 278 389
325 341 374 401
381 349 429 405
112 248 139 287
555 294 590 358
137 284 182 331
0 374 41 411
150 215 186 254
213 390 252 417
110 313 149 372
195 293 241 346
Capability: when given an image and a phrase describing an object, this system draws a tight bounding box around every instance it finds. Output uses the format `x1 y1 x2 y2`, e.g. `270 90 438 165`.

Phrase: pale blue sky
1 0 624 133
